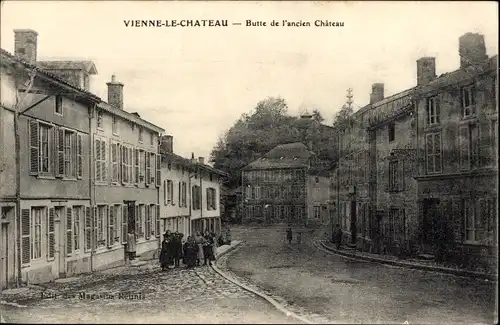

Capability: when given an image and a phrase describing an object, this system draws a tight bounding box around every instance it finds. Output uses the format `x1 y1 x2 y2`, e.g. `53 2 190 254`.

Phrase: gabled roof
37 60 98 74
0 48 100 101
243 142 313 170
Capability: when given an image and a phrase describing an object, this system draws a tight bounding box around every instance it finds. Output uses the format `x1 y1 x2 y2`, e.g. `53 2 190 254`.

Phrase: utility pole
346 88 353 110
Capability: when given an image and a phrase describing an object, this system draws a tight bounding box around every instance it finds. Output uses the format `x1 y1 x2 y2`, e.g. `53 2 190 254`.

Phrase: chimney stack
160 135 173 154
198 157 205 165
369 83 384 104
191 153 196 164
106 74 124 109
14 29 38 64
416 57 436 86
459 32 488 69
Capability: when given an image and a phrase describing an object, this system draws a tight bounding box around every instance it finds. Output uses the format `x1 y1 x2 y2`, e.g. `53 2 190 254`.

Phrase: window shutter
459 125 470 170
108 206 114 247
178 182 182 206
134 149 139 185
145 153 150 187
93 207 98 249
95 139 101 181
145 205 150 239
29 120 39 175
122 205 128 244
85 207 91 251
57 129 65 176
66 207 72 255
156 154 161 187
130 148 134 185
435 98 440 124
77 134 83 179
101 140 107 181
45 208 55 259
21 209 31 265
155 204 160 238
135 205 140 236
121 146 126 184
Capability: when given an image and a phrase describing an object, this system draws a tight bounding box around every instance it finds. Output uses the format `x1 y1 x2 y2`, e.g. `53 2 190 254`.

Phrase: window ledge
62 178 78 182
423 125 442 132
459 116 478 124
37 175 56 180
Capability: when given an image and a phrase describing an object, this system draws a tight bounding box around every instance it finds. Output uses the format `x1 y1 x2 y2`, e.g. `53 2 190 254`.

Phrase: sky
1 1 498 162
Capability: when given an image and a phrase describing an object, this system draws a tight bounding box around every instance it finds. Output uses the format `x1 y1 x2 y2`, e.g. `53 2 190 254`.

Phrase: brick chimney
14 29 38 64
160 135 173 154
106 74 124 109
459 32 488 69
191 152 196 164
198 157 205 165
369 83 384 104
416 57 436 86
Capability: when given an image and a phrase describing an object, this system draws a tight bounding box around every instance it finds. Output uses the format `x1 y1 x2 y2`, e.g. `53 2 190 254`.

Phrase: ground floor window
31 207 44 260
97 205 107 247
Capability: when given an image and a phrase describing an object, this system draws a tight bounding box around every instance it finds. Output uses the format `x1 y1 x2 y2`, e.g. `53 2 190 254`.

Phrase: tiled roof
419 55 497 93
243 142 312 170
98 101 164 133
0 48 100 101
161 151 228 177
37 60 98 74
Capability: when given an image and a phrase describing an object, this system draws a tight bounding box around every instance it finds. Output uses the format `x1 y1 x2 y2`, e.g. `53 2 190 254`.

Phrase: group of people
286 227 302 245
159 229 224 270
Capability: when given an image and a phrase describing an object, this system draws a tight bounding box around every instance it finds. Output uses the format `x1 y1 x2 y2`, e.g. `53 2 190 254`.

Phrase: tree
312 109 324 123
332 104 353 128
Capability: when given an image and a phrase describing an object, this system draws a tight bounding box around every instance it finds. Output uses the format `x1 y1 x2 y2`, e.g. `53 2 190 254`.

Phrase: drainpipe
200 168 203 231
14 68 37 287
88 104 94 272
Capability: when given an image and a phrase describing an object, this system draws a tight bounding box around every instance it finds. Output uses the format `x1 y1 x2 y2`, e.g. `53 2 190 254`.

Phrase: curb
318 241 497 281
211 242 313 324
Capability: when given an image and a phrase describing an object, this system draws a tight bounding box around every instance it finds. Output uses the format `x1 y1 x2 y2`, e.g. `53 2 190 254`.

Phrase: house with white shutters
91 76 164 271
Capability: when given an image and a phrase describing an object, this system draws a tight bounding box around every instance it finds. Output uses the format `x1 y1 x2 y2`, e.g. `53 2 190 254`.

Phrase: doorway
54 206 66 278
1 206 13 290
421 198 440 253
350 201 357 244
126 201 136 234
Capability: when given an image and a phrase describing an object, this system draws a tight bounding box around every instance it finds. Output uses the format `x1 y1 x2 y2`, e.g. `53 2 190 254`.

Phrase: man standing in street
332 224 342 250
286 227 293 244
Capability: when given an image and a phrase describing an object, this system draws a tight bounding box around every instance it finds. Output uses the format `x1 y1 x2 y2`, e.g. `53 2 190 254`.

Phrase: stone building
241 142 331 225
414 32 498 268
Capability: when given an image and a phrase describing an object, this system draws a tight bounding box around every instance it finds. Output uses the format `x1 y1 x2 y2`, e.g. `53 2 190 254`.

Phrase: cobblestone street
1 259 300 324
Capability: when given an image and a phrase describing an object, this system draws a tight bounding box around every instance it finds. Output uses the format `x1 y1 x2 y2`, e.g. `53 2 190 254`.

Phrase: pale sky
1 1 498 161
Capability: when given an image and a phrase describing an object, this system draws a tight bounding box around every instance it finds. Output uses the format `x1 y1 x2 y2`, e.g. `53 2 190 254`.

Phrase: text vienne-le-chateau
123 19 344 28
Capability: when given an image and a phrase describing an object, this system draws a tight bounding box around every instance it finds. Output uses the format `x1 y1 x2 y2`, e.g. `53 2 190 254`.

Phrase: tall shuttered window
84 207 91 252
95 137 108 182
73 206 83 252
425 132 442 174
97 205 107 247
459 123 479 171
32 207 44 260
47 208 55 259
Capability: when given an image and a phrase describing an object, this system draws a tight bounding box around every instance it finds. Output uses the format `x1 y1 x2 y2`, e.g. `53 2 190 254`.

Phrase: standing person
203 232 215 266
333 224 342 250
225 227 232 246
297 231 302 246
173 232 183 268
159 233 170 271
286 227 293 244
126 230 136 260
183 236 198 268
194 232 205 266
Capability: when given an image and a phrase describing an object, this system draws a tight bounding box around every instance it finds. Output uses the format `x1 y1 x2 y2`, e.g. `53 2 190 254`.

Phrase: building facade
414 33 498 268
0 28 165 288
241 142 331 225
91 76 164 271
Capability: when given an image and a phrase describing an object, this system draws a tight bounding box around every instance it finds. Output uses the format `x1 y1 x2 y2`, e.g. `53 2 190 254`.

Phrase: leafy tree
312 109 324 123
332 104 353 128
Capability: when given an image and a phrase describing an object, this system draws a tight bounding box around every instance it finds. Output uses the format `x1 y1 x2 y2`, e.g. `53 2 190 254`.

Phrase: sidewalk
215 240 242 259
319 241 497 281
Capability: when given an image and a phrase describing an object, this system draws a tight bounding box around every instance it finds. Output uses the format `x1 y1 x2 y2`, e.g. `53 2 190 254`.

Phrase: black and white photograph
0 1 498 324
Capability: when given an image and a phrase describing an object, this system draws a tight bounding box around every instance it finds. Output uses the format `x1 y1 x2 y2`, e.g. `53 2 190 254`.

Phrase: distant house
241 141 331 225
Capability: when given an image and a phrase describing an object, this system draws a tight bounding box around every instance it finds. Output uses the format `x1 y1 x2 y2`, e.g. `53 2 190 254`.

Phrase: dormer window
55 95 63 115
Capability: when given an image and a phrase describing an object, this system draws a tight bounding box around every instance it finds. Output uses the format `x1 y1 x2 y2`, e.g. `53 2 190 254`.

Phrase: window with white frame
135 148 140 183
182 182 187 207
111 142 119 182
425 96 440 126
31 207 44 260
137 204 145 238
207 187 216 210
95 137 107 182
461 85 476 117
97 205 107 247
39 123 51 174
108 204 119 246
425 132 442 174
150 152 156 185
165 180 173 205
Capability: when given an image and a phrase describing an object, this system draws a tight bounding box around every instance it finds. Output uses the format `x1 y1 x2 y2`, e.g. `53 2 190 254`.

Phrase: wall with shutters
18 116 91 199
200 169 221 219
19 200 91 285
0 107 16 197
160 161 190 220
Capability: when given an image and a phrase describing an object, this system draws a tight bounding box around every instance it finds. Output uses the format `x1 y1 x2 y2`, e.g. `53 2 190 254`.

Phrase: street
222 226 497 325
0 258 299 324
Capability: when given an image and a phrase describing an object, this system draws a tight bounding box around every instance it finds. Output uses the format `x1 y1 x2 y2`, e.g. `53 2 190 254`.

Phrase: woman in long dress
183 236 198 268
159 232 171 271
194 232 205 266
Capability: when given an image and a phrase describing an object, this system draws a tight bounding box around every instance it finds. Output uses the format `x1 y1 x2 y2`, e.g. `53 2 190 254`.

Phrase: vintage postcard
0 1 498 324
